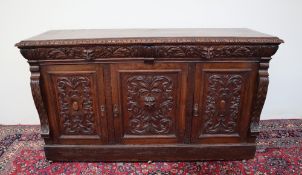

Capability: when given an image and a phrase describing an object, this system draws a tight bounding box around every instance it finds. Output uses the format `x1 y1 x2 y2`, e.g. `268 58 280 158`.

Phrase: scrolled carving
251 78 268 123
55 75 96 135
20 45 279 60
250 58 271 136
20 46 141 60
155 46 216 59
202 73 246 134
86 46 141 58
155 45 278 59
83 49 93 60
202 46 215 59
126 75 175 135
30 66 50 138
144 96 156 107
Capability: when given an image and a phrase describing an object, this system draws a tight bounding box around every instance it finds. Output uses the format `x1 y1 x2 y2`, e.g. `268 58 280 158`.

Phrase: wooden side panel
110 63 188 144
192 63 257 143
41 65 107 144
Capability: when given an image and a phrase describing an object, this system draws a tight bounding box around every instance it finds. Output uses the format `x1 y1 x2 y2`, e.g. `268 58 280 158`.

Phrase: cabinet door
191 63 257 143
110 63 188 144
41 65 107 144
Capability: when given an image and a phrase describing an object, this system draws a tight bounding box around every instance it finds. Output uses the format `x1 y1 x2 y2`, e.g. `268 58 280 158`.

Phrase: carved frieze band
30 66 50 138
20 45 279 60
250 58 271 136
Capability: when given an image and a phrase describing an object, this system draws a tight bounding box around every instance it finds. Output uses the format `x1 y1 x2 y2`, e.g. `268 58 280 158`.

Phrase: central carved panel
124 74 177 135
55 75 96 135
202 73 245 134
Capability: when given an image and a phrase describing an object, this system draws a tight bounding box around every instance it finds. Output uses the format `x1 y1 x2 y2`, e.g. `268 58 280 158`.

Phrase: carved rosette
55 75 96 135
126 75 175 135
202 74 245 134
20 45 279 60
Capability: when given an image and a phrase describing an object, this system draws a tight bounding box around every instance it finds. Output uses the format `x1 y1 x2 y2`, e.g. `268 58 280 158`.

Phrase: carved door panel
191 63 257 143
110 63 188 144
41 65 107 144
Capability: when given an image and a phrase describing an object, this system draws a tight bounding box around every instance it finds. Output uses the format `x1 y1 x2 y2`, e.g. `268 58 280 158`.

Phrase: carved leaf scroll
125 75 176 135
202 73 245 134
55 75 96 135
30 77 50 138
20 45 279 60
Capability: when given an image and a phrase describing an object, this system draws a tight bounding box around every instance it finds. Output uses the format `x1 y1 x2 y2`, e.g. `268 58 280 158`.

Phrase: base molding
44 144 256 161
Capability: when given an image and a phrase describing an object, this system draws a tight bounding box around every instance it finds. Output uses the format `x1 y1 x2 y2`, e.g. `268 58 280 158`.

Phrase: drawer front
41 65 107 144
110 63 188 144
191 63 257 143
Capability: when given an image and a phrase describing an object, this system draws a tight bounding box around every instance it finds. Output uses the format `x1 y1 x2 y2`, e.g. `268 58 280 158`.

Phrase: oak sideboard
16 28 283 161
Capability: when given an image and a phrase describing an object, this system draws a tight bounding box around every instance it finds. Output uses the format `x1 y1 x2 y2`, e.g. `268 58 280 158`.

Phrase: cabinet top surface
16 28 283 48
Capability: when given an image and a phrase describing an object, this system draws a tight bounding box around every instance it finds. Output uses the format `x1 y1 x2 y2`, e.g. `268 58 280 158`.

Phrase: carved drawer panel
41 65 107 144
191 63 257 143
111 63 188 144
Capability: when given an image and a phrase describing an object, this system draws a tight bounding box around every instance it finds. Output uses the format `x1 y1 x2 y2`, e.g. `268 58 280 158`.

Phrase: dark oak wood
16 28 282 161
110 63 188 144
44 144 256 161
191 63 258 144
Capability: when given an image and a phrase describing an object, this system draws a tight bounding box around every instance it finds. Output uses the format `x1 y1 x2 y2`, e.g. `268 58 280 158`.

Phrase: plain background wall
0 0 301 124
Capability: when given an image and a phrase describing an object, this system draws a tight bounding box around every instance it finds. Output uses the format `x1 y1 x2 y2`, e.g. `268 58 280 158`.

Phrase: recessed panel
191 63 257 144
111 63 188 144
51 73 98 136
120 72 179 136
200 71 248 136
41 64 107 144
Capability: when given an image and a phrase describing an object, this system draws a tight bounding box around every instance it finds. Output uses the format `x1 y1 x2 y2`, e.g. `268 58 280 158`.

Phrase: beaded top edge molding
16 28 283 48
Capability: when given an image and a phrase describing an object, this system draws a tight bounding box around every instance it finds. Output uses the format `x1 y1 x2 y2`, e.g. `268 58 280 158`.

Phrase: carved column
29 64 50 138
249 57 271 138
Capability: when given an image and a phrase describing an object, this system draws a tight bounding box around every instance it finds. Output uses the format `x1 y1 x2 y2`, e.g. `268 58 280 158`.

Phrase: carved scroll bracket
250 57 272 137
29 64 50 138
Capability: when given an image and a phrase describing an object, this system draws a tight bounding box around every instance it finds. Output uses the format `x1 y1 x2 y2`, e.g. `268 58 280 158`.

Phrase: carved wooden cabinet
16 29 282 161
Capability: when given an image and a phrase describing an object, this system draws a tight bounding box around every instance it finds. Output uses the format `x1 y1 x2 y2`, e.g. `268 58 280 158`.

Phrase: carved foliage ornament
55 75 96 135
30 77 50 137
250 70 269 136
20 45 279 60
202 73 246 134
125 75 175 135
